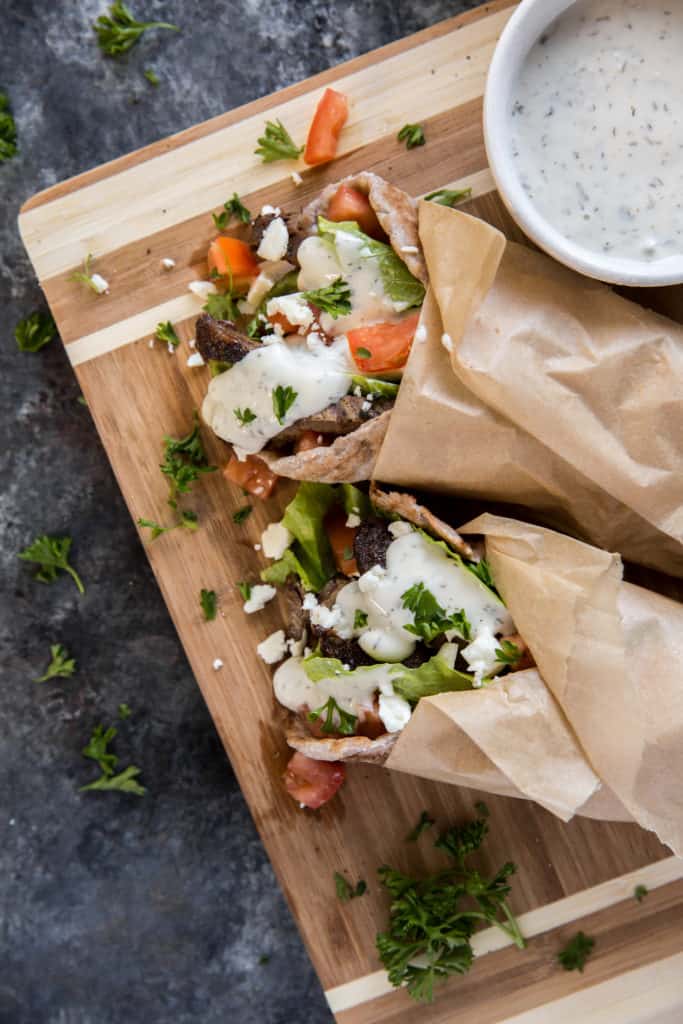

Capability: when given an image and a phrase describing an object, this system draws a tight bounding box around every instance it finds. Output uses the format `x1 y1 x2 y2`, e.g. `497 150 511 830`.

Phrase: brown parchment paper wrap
375 206 683 578
385 515 683 852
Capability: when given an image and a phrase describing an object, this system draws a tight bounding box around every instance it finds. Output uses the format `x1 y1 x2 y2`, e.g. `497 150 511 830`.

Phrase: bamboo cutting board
19 2 683 1020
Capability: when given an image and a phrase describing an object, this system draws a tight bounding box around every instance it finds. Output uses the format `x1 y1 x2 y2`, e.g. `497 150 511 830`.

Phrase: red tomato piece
304 88 349 167
347 311 421 374
283 752 346 809
326 184 386 241
207 236 259 290
223 453 278 499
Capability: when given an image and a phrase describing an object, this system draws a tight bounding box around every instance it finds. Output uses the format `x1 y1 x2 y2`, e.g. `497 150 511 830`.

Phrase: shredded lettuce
317 216 425 309
338 483 371 520
351 375 400 399
260 482 336 592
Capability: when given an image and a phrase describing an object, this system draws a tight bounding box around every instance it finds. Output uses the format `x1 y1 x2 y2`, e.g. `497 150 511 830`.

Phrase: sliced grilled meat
353 519 393 574
369 483 474 560
270 395 394 448
282 582 307 641
309 625 376 669
196 313 260 364
318 575 349 608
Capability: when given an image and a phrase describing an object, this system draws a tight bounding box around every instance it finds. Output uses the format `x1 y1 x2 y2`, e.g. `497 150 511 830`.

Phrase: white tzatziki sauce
510 0 683 262
201 336 353 455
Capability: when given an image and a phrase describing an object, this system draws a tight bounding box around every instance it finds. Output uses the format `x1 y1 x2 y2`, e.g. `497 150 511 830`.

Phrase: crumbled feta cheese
257 629 288 664
161 257 176 270
378 685 412 733
441 332 453 353
361 400 371 412
237 298 255 315
287 634 306 657
260 204 281 217
302 593 318 612
148 338 155 349
353 385 362 397
246 271 275 308
261 521 293 560
414 324 427 344
346 512 361 528
290 170 303 186
462 627 500 684
310 604 341 630
90 273 109 294
189 338 196 348
358 564 386 594
187 352 205 367
253 543 261 552
267 293 314 330
167 342 176 355
189 280 217 299
388 520 413 538
257 217 289 261
400 245 419 254
212 658 224 671
243 584 277 614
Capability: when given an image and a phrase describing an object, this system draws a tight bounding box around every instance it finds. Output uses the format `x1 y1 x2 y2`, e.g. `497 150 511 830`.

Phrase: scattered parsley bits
406 810 435 841
495 639 520 666
93 2 179 57
143 68 160 86
634 884 648 902
19 535 84 594
401 582 471 643
69 254 108 295
80 721 145 795
233 505 253 525
161 413 216 507
301 277 352 318
474 800 490 818
0 92 17 161
466 557 498 594
308 696 358 736
237 581 252 601
136 509 199 539
353 609 368 630
15 311 57 353
334 872 367 902
272 384 297 424
154 320 180 349
213 193 251 230
203 291 240 321
234 407 257 426
200 588 217 621
36 644 76 683
81 764 146 795
355 347 372 359
424 187 473 208
557 931 595 973
255 119 303 163
398 123 426 149
377 815 524 1003
118 703 132 720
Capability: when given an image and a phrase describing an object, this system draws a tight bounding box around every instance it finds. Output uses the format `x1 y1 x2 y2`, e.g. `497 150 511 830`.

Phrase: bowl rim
483 0 683 287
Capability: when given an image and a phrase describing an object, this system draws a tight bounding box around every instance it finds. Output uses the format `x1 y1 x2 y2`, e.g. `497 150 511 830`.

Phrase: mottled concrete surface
0 2 479 1022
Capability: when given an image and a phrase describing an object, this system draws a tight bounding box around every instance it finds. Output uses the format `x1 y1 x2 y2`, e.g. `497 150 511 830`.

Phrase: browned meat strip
282 582 307 641
270 395 394 447
195 313 260 364
353 520 393 574
309 625 376 669
369 483 474 560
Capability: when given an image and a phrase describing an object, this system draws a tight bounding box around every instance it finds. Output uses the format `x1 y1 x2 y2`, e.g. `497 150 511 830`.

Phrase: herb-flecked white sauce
510 0 683 262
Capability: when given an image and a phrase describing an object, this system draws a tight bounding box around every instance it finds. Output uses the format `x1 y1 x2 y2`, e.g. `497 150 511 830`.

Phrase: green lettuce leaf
261 482 336 592
338 483 371 520
351 375 400 399
317 216 425 309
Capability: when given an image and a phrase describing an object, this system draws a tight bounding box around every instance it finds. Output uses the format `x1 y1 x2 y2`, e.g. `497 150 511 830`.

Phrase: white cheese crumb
378 686 412 733
187 352 205 368
346 513 361 528
415 324 427 344
361 400 371 412
358 564 386 594
353 385 362 397
441 332 453 353
290 170 303 186
253 543 262 552
287 634 306 657
266 293 313 329
212 658 224 671
257 217 289 261
310 604 341 630
260 204 281 217
462 628 500 685
243 584 277 614
167 342 176 355
257 629 288 664
400 245 419 254
246 271 275 308
302 593 319 611
148 338 155 349
189 280 217 299
388 520 412 538
261 521 293 560
161 257 176 270
189 338 196 348
90 273 109 295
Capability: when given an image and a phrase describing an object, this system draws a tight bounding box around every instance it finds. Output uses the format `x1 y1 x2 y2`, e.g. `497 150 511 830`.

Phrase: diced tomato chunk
304 88 349 167
348 311 421 375
357 704 386 740
224 453 278 499
294 430 327 454
327 184 386 241
325 506 358 575
283 752 346 809
208 236 259 290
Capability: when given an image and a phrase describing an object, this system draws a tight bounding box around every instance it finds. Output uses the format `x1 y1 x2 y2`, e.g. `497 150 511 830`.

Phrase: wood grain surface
18 2 683 1019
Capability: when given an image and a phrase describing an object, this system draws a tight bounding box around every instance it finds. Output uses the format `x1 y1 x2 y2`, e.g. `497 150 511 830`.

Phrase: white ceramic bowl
483 0 683 287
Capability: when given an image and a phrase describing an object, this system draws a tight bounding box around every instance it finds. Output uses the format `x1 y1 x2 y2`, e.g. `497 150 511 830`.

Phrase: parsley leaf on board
213 192 251 230
255 119 303 163
406 810 435 841
15 311 57 353
118 703 132 720
334 872 367 902
143 68 159 86
81 764 146 795
36 644 76 683
272 384 298 424
424 187 473 207
474 800 490 819
137 510 199 539
93 2 179 57
634 884 648 902
237 581 252 601
398 123 426 149
203 290 240 321
154 320 180 349
200 588 217 621
308 696 358 736
233 505 253 525
234 407 257 426
160 413 216 507
377 815 525 1002
18 535 85 594
557 931 595 973
0 92 18 161
401 582 471 643
80 722 145 795
301 277 352 318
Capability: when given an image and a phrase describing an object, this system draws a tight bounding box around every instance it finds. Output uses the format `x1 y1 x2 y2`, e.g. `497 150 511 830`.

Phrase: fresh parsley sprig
137 509 199 539
69 254 107 295
80 722 145 795
93 2 179 57
353 609 368 630
495 639 520 666
155 320 180 349
144 68 160 86
557 931 595 972
377 815 525 1003
398 123 426 149
308 696 358 736
234 407 257 426
15 311 56 352
255 119 303 163
424 187 473 208
0 92 17 161
272 384 297 424
81 764 146 795
401 582 471 643
634 884 648 902
233 505 253 525
36 644 76 683
302 277 352 319
200 588 217 621
237 581 252 601
213 192 251 230
334 872 367 902
160 413 216 507
203 291 240 321
406 810 435 841
19 535 85 594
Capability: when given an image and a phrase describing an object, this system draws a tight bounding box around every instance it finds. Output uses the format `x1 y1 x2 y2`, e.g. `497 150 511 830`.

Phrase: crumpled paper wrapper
385 515 683 854
374 203 683 578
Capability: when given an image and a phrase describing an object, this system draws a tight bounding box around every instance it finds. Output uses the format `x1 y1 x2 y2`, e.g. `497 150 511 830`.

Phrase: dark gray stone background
0 2 482 1023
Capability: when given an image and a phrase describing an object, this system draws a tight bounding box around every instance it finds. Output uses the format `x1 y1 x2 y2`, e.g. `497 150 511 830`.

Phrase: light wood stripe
324 856 683 1013
499 952 683 1024
64 169 495 368
17 9 512 281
